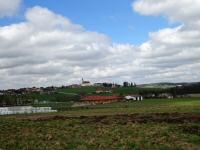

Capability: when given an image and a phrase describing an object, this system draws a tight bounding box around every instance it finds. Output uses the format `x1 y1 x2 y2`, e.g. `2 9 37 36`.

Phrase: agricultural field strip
1 113 200 124
57 92 77 95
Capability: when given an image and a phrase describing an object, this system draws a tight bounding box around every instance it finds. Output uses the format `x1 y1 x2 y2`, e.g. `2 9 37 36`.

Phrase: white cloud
1 1 200 89
0 6 138 89
0 0 22 18
133 0 200 23
131 0 200 83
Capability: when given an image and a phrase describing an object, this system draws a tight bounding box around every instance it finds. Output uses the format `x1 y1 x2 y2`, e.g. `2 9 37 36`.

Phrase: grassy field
112 87 164 95
35 98 200 115
58 87 97 94
0 98 200 150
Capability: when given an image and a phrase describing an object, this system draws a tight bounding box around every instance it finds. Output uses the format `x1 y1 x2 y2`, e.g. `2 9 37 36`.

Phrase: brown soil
180 125 200 136
23 113 200 124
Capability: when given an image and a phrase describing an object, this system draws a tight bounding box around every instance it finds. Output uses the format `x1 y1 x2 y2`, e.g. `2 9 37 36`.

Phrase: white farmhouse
125 95 143 101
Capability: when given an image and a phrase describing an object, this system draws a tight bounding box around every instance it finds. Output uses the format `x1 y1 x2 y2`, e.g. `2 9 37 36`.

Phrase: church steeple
82 78 84 83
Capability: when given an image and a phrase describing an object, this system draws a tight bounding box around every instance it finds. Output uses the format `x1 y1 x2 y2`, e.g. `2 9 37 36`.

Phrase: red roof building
81 95 122 104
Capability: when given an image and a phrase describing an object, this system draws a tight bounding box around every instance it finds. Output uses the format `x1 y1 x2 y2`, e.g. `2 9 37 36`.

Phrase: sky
1 0 172 45
0 0 200 89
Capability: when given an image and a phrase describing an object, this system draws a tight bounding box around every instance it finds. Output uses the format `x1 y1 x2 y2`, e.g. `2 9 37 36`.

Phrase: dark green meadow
0 98 200 150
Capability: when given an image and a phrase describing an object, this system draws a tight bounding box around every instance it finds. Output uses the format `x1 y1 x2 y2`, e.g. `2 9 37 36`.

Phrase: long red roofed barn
81 95 122 104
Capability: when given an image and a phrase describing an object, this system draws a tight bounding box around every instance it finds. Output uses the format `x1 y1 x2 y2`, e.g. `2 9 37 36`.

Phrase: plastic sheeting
0 106 57 115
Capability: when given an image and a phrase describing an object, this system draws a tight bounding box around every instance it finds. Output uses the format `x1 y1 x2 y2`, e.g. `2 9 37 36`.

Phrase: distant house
94 83 103 87
124 95 143 101
81 95 122 104
81 78 92 87
188 93 200 98
95 89 112 94
69 84 81 88
31 87 43 92
158 93 173 99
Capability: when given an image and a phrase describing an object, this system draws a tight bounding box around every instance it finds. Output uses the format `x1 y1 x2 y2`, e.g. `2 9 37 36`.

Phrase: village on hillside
1 78 200 110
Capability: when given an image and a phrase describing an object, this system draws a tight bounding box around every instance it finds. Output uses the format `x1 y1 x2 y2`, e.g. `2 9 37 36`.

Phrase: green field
36 98 200 114
58 87 97 95
0 98 200 150
57 86 162 95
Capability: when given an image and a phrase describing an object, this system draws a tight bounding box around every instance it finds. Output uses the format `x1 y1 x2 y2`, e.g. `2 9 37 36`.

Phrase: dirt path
22 113 200 124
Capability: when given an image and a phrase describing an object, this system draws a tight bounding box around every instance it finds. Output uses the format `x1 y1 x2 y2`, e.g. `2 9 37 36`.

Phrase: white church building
81 78 93 87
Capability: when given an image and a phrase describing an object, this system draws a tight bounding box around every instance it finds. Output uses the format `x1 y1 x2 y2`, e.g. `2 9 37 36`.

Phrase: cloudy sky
0 0 200 89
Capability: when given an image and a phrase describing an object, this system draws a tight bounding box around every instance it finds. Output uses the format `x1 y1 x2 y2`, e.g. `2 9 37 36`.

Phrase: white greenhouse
0 106 57 115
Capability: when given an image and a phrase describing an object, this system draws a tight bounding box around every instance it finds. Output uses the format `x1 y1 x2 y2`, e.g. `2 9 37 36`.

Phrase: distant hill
138 82 200 89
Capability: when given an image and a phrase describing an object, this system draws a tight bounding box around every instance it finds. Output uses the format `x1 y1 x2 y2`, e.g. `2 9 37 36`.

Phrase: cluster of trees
138 88 166 98
43 92 81 102
102 83 120 88
123 82 136 87
0 92 81 107
169 83 200 96
0 94 34 107
139 83 200 98
115 83 200 98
